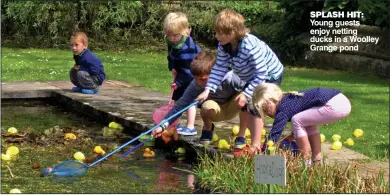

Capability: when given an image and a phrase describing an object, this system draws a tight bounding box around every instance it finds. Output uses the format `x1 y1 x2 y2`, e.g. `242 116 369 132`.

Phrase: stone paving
1 80 388 180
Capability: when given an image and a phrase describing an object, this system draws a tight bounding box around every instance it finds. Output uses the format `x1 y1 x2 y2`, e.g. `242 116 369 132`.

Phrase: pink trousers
292 93 351 138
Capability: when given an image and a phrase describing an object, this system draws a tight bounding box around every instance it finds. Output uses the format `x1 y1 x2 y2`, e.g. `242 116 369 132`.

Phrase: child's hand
187 28 192 36
73 65 80 70
234 93 247 108
195 89 210 103
172 69 177 77
152 127 163 138
171 82 178 90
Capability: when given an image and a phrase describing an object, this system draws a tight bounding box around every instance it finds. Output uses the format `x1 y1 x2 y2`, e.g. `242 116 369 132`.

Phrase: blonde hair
214 9 249 40
70 31 88 47
163 12 189 35
252 83 304 118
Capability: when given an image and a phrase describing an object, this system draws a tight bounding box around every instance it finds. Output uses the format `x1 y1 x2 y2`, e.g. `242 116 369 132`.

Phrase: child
196 9 284 156
152 51 247 145
69 32 106 94
252 83 351 165
163 12 201 135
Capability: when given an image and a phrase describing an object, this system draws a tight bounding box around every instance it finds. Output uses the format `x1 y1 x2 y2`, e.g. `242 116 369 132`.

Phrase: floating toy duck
9 189 21 194
73 152 85 162
93 146 106 156
353 129 363 138
175 147 186 156
143 148 155 158
332 134 341 142
344 138 354 146
218 139 230 149
232 125 239 135
331 141 342 150
320 134 326 143
109 122 123 130
7 127 18 134
64 133 77 140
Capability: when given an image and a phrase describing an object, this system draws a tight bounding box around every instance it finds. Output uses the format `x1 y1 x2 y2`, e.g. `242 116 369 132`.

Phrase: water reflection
121 148 195 191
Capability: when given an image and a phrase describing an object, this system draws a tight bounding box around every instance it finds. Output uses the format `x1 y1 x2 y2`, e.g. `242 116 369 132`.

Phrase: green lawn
2 47 389 160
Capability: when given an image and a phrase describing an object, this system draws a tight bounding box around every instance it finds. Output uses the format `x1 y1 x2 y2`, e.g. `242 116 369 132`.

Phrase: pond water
1 100 195 193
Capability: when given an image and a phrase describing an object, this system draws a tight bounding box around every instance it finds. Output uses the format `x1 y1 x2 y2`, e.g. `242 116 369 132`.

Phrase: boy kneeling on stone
69 32 106 94
152 51 247 144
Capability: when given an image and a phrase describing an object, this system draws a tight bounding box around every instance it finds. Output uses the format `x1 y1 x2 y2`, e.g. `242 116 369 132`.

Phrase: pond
1 100 195 193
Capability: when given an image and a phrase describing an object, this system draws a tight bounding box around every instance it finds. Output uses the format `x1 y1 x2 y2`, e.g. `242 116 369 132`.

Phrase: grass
194 152 389 193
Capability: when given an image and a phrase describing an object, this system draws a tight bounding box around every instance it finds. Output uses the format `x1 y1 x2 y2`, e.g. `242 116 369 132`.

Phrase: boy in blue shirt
69 32 106 94
163 12 201 135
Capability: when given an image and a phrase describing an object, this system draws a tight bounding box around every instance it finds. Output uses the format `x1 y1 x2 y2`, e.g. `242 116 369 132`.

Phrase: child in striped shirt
163 12 201 135
196 9 284 157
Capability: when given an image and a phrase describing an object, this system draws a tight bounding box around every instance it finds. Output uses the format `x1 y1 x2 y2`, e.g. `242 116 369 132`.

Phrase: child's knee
200 108 216 118
291 116 302 128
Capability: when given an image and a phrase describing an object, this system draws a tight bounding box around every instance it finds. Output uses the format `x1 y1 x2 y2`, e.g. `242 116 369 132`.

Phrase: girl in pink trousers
252 83 351 165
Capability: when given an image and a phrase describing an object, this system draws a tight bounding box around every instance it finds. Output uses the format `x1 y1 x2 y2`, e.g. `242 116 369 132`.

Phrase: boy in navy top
69 32 106 94
163 12 201 135
252 83 351 165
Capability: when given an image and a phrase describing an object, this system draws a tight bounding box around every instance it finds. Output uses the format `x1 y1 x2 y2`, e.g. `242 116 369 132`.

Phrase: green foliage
358 0 389 28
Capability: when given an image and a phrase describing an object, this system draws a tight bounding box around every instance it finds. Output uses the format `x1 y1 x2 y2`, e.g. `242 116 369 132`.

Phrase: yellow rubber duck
7 127 18 134
108 122 118 129
331 141 342 150
320 134 326 143
344 138 354 146
175 147 186 156
353 129 363 138
109 122 123 130
268 146 276 152
218 139 230 149
93 146 106 155
332 134 341 142
212 133 219 142
266 140 274 148
6 146 19 157
2 154 11 163
261 128 266 136
64 133 77 140
232 125 239 135
143 148 155 158
74 152 85 162
245 128 251 138
260 137 266 144
9 189 22 194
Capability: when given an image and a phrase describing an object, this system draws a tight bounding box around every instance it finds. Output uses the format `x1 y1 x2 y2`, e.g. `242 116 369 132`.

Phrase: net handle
168 87 175 105
88 101 199 167
168 76 176 105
